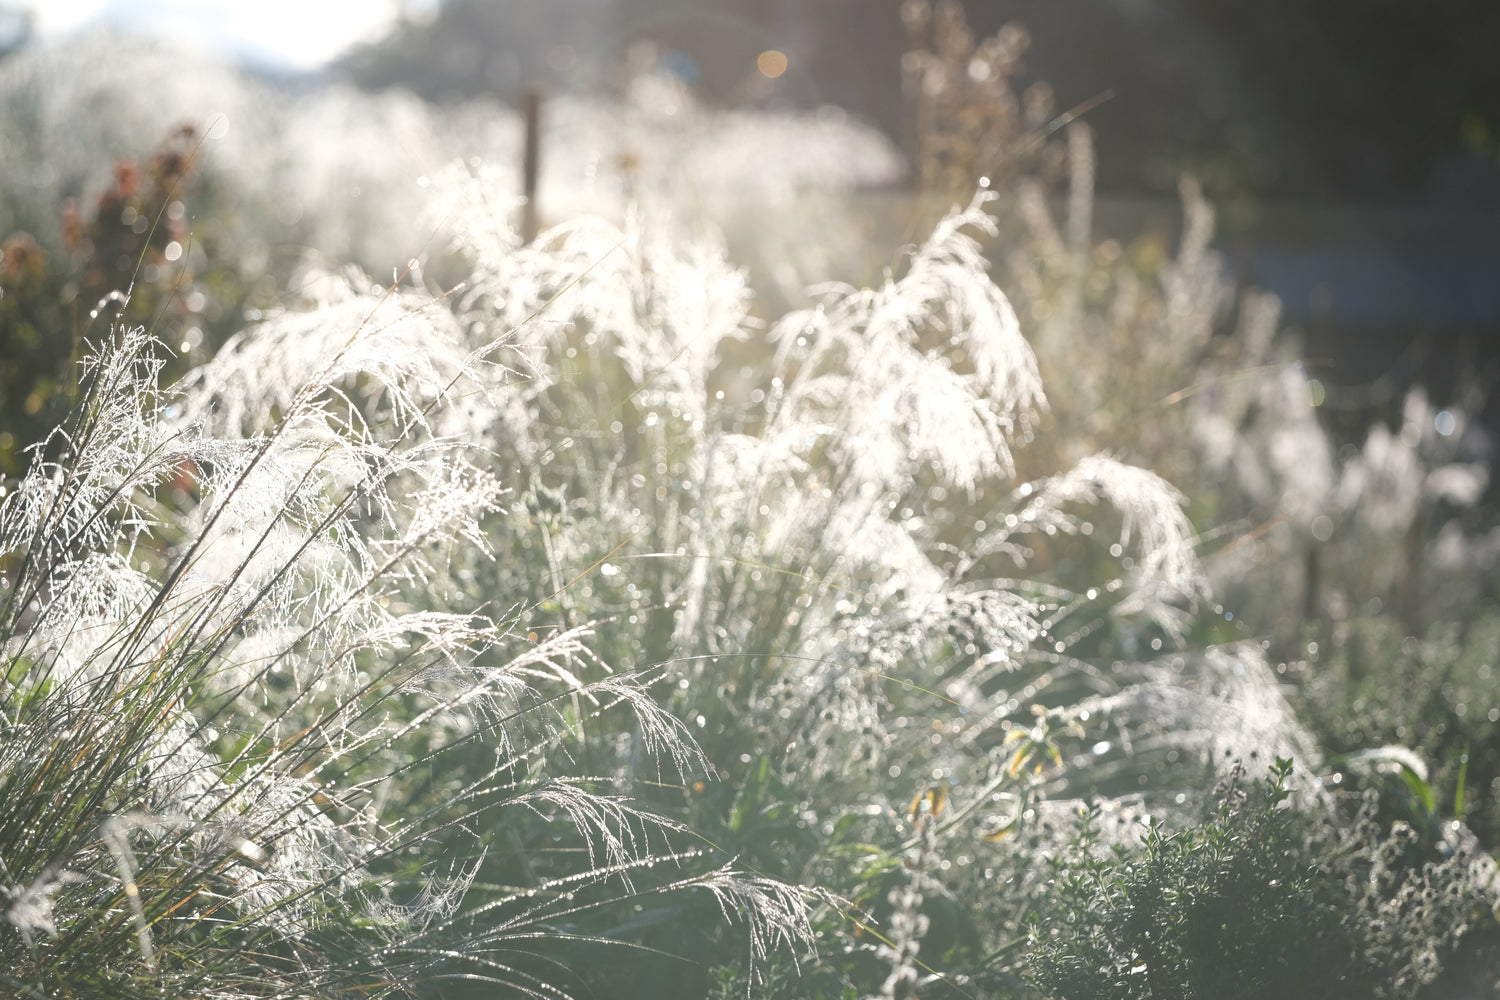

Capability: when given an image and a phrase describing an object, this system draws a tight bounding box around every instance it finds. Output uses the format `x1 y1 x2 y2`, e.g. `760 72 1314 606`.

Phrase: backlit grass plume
0 275 812 997
420 169 1315 990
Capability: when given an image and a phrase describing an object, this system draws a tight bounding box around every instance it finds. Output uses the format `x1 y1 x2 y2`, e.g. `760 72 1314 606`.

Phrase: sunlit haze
12 0 437 70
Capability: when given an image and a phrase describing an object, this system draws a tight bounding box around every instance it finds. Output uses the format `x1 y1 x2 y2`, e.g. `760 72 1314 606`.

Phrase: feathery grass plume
894 8 1500 988
767 186 1044 493
0 266 812 997
425 157 1319 992
998 116 1495 653
919 64 1332 644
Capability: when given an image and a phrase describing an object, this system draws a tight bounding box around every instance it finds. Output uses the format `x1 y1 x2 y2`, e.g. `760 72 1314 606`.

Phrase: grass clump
419 155 1328 993
0 269 812 997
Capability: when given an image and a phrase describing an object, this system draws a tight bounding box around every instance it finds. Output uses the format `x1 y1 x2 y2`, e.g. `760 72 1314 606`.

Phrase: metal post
522 86 541 244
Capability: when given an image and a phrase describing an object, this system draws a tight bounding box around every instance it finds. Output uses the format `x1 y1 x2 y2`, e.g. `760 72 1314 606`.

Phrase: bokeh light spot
757 49 788 79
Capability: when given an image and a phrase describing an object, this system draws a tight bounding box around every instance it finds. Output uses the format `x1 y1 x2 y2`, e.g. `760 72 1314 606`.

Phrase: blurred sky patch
9 0 437 71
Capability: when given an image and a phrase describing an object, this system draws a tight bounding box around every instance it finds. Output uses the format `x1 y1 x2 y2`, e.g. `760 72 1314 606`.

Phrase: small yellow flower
907 783 949 823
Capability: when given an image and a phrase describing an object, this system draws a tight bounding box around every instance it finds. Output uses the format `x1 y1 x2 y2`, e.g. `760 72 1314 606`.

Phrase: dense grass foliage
0 300 812 997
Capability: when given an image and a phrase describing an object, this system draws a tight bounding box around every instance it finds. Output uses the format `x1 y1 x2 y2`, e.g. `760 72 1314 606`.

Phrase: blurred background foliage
332 0 1500 204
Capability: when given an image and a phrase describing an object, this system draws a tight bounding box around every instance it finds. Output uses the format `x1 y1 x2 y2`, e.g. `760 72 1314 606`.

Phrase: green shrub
1026 759 1500 1000
1303 613 1500 846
